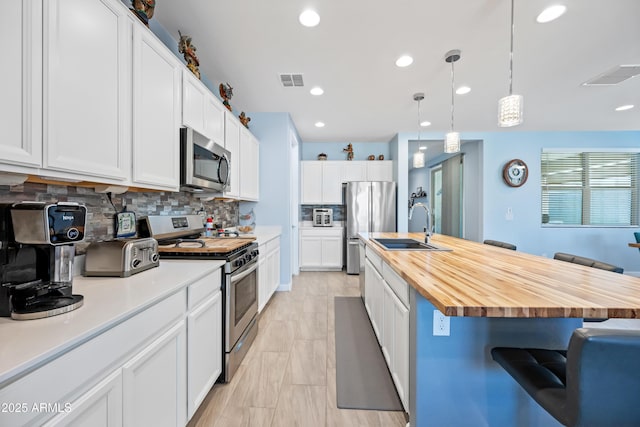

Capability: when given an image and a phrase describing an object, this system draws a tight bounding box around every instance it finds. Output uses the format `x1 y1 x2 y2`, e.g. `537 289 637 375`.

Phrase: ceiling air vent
582 65 640 86
279 73 304 87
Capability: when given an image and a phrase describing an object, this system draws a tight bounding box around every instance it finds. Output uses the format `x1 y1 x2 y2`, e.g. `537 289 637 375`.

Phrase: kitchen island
360 232 640 427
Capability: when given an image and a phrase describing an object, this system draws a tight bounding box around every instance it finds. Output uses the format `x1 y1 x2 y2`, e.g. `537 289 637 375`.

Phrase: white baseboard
277 280 292 292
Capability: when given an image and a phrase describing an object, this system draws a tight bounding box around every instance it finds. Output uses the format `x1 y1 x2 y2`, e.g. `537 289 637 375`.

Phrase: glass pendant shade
444 132 460 153
498 94 523 127
413 150 425 168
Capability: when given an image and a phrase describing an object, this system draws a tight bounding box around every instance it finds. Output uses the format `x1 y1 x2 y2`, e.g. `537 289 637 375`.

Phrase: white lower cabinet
123 320 187 427
299 227 343 271
187 290 222 419
43 369 123 427
365 247 410 412
258 237 280 312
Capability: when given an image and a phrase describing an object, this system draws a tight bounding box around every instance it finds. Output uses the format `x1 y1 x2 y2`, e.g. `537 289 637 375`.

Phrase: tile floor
187 271 407 427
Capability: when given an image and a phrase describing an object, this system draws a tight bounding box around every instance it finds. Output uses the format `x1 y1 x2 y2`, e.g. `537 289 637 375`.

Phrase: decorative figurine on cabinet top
219 83 234 112
378 154 385 160
130 0 155 27
343 143 354 161
317 153 327 160
178 31 200 79
368 155 375 160
239 112 251 128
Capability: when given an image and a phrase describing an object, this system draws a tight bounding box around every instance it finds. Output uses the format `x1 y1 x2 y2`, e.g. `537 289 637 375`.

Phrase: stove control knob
252 249 259 257
236 259 245 267
245 254 252 262
132 259 142 269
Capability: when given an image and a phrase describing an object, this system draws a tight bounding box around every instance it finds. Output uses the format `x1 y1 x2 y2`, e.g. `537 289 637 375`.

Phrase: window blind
541 151 639 226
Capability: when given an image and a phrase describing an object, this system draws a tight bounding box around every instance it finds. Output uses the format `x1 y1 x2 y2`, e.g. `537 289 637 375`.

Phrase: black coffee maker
0 202 87 320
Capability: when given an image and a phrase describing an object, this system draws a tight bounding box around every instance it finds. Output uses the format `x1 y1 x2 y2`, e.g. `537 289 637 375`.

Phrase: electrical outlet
433 309 450 336
505 207 514 221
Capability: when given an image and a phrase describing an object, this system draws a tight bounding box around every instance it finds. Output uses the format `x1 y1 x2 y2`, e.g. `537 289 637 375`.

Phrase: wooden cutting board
158 237 256 253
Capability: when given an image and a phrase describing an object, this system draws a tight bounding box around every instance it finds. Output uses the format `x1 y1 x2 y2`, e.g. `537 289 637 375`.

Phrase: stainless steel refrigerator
343 181 397 275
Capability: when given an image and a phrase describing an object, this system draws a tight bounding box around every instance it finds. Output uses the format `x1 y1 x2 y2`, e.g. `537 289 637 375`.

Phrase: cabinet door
382 282 395 367
43 0 130 180
123 321 187 427
366 161 393 181
272 247 280 294
257 255 268 312
364 258 382 340
224 112 240 198
0 0 42 168
182 71 206 135
322 161 344 204
187 291 222 420
300 161 323 204
300 237 322 268
239 127 259 201
43 370 123 427
132 25 181 191
321 237 343 268
342 161 367 182
204 95 225 146
391 289 409 411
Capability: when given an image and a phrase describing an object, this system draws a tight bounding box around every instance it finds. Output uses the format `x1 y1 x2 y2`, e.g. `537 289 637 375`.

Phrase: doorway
430 154 464 238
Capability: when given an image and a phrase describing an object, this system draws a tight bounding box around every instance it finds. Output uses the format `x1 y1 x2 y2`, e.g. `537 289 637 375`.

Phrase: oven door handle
231 261 258 283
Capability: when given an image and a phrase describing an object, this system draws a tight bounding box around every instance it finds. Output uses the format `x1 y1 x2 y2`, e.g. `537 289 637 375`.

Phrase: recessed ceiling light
456 86 471 95
299 10 320 27
420 121 431 127
315 121 325 127
395 55 413 67
536 5 567 23
615 104 634 111
310 87 324 96
419 146 427 150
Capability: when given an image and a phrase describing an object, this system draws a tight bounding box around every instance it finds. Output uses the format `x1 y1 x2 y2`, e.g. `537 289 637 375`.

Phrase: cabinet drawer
0 290 186 427
365 245 383 273
188 269 221 309
265 237 280 254
300 228 343 238
382 264 409 309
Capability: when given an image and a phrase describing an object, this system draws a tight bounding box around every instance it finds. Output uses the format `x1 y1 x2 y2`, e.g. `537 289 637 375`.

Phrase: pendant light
412 93 426 168
498 0 523 127
444 50 461 154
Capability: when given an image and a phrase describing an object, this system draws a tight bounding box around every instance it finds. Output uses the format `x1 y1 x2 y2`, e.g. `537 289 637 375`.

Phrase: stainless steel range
139 215 259 383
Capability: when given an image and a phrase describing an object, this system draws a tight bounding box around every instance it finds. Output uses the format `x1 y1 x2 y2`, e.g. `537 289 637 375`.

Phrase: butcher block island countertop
361 232 640 319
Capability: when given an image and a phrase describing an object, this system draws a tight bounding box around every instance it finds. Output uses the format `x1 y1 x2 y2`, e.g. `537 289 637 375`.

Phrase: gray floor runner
334 296 403 411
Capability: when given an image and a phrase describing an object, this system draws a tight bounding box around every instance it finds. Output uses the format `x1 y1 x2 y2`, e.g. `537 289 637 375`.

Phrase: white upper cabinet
43 0 131 180
300 161 324 204
322 161 344 204
131 24 181 191
203 93 225 146
0 0 42 169
182 71 225 146
182 71 206 135
224 112 240 199
342 162 367 182
239 126 259 201
367 160 393 181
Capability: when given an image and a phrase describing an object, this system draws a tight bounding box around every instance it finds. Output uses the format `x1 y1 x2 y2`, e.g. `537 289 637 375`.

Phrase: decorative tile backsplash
300 205 344 221
0 183 238 253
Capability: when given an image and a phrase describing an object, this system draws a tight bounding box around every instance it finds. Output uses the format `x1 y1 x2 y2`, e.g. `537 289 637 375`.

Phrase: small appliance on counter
313 208 333 227
0 202 87 320
84 237 159 277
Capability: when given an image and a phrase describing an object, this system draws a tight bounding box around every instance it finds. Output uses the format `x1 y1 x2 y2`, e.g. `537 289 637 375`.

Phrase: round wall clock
502 159 528 187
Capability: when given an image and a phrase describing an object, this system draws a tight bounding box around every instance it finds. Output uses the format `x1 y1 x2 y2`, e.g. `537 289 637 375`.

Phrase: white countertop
245 225 282 245
0 259 224 386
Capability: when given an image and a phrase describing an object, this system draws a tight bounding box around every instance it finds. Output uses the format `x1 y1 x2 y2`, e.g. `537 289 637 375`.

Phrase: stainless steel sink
372 238 452 251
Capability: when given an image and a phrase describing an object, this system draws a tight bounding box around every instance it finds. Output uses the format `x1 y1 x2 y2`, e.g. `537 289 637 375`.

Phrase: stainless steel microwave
180 127 231 192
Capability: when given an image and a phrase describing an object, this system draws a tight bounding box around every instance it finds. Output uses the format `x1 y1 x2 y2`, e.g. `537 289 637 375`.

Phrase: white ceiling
153 0 640 144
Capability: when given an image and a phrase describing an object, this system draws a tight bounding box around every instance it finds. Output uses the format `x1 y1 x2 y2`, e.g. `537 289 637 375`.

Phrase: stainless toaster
84 238 159 277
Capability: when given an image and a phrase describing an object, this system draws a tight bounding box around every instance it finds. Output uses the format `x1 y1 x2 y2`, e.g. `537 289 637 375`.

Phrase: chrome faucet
409 202 432 243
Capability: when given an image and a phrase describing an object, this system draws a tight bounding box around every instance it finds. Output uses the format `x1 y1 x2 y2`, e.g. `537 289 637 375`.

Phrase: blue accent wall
241 112 300 286
301 142 391 161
